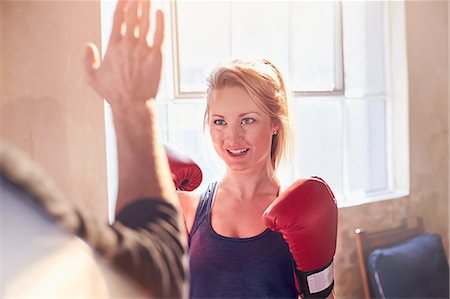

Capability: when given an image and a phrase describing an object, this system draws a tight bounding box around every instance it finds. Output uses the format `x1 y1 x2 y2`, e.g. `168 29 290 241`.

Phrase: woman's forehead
208 86 264 113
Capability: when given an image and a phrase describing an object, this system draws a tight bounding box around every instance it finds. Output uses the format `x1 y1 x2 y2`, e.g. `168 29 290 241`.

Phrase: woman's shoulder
178 182 217 233
177 191 201 214
177 189 204 234
180 181 217 202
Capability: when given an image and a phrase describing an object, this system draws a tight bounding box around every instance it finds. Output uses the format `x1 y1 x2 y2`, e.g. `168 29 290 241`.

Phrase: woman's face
208 85 278 173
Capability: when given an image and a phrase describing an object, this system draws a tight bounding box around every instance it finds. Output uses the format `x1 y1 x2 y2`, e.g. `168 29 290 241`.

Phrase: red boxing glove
164 144 203 191
262 176 338 298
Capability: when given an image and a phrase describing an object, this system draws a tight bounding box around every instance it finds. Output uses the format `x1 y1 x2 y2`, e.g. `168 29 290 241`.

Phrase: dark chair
355 217 449 299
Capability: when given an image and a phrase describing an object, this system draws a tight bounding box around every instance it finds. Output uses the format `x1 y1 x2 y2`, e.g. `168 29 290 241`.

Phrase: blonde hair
204 59 292 171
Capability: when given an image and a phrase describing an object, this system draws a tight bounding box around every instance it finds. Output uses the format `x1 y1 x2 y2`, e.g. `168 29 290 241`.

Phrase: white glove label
306 261 334 294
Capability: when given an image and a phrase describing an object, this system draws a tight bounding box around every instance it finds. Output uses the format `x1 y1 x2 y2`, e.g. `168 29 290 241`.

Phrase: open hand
84 0 164 109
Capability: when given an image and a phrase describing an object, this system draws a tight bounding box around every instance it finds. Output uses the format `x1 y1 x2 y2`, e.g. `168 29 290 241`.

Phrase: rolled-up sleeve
113 199 189 299
0 141 189 298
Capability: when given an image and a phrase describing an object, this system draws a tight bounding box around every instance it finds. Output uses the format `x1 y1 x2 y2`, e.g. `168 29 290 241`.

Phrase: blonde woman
179 60 337 298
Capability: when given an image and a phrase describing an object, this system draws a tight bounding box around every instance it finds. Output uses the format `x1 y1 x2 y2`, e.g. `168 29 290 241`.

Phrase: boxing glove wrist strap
295 260 334 298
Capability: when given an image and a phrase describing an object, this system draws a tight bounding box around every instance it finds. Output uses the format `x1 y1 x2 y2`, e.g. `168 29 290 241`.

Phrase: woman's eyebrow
238 112 260 117
211 114 224 118
210 112 261 118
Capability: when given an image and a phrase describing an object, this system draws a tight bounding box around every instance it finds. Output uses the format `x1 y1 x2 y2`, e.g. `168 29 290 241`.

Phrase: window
173 1 342 95
101 1 409 219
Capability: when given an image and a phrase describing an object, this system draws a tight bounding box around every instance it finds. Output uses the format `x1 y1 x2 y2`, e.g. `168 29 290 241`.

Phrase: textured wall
334 1 449 298
0 1 108 219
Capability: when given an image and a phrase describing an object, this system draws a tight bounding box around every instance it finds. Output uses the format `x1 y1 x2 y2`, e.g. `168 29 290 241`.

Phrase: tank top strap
189 182 217 244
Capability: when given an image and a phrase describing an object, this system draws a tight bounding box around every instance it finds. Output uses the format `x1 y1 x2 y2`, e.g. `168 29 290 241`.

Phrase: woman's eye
213 119 226 126
241 118 255 125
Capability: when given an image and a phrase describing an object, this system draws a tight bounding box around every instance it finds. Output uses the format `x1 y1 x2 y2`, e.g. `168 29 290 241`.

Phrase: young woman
85 0 334 297
179 59 305 298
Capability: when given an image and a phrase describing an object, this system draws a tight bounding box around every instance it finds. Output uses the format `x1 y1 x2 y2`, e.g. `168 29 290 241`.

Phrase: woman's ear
271 123 280 136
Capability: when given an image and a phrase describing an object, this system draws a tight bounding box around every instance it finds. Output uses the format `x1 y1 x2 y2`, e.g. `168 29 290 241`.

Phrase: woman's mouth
226 148 250 157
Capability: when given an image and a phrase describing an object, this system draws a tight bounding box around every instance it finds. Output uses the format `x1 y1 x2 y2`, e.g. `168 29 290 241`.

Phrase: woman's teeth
227 149 249 156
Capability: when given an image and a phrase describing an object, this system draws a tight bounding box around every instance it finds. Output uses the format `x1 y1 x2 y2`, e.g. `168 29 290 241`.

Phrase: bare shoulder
177 191 201 233
177 191 201 210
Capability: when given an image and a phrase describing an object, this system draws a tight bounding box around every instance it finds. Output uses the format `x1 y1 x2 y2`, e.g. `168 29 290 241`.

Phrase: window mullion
170 1 181 99
334 0 344 93
341 97 350 205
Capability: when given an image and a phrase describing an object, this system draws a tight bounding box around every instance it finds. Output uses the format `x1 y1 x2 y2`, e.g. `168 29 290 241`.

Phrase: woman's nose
226 124 244 144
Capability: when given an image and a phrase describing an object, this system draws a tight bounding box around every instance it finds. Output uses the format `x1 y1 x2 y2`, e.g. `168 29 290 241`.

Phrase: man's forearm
111 101 188 299
112 100 177 213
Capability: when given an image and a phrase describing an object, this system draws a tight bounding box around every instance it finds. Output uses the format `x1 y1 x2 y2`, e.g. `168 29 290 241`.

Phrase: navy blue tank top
188 182 298 299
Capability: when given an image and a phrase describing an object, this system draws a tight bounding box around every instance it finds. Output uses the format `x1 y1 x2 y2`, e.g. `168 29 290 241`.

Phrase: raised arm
84 1 187 297
84 0 175 211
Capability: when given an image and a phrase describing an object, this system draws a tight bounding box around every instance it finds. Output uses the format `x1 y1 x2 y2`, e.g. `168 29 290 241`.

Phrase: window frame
101 0 410 213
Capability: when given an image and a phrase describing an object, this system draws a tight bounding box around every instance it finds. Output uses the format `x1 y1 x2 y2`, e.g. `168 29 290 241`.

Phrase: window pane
230 1 290 77
346 99 387 194
292 1 336 91
176 1 230 92
343 1 386 96
292 98 343 196
175 1 339 94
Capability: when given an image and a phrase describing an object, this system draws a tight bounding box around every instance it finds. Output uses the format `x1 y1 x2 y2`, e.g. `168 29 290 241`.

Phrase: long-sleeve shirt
0 140 188 298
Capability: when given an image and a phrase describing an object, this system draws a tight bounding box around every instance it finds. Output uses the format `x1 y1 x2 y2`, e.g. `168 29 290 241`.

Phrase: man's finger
111 0 127 43
125 0 139 40
139 0 150 44
84 43 100 85
153 9 164 49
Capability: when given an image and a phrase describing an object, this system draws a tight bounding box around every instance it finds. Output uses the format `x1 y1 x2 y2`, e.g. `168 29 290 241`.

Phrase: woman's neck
220 166 279 201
